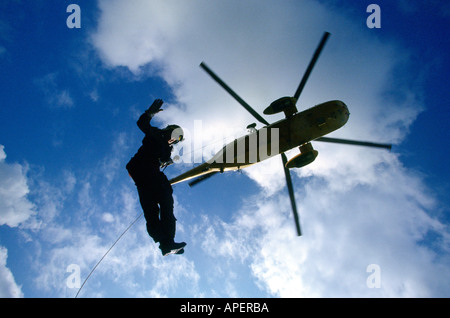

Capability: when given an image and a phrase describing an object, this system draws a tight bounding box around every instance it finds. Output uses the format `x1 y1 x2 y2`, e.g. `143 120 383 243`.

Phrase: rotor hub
263 97 297 117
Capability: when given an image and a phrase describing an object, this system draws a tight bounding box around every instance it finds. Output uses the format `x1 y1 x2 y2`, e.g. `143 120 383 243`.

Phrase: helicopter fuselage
170 100 349 185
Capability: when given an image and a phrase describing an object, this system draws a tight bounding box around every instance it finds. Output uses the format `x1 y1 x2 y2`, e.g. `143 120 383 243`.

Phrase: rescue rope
75 213 144 298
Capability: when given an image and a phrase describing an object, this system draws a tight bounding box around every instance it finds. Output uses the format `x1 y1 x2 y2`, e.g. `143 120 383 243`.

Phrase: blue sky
0 0 449 297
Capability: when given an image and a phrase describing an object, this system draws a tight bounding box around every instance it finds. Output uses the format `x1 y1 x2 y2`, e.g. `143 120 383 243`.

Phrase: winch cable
75 213 143 298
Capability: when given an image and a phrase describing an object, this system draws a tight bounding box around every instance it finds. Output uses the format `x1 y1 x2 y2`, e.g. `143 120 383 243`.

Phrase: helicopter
169 32 392 236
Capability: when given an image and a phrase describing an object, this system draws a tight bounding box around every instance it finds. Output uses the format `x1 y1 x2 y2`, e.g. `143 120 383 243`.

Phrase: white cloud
102 212 114 223
86 0 450 297
0 145 36 227
0 246 23 298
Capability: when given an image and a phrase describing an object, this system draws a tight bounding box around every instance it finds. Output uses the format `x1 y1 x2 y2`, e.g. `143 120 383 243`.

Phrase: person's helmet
164 124 184 145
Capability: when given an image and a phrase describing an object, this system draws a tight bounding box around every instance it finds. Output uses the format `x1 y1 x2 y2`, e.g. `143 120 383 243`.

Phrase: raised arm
136 99 164 134
137 112 152 134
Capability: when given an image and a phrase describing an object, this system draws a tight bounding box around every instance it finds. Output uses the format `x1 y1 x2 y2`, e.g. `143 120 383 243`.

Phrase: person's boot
174 248 185 255
160 241 186 256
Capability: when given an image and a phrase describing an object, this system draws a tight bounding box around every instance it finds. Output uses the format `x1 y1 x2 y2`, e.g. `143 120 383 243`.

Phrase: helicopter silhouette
169 32 391 236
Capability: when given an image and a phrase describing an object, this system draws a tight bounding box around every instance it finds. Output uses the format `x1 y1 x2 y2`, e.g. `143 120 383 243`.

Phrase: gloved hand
146 99 164 117
160 158 174 170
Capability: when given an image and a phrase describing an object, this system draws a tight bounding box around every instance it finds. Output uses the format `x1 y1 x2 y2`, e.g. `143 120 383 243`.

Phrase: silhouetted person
126 99 186 256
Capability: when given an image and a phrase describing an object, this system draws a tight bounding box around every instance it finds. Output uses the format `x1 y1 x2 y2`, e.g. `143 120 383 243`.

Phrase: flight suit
126 112 176 246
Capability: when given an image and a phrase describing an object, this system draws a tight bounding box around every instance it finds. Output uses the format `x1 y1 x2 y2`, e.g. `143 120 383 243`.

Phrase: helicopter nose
335 100 349 113
337 101 350 120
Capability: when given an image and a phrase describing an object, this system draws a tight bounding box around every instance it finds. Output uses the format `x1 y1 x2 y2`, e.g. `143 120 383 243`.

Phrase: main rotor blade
200 62 270 126
293 32 331 102
315 137 392 150
281 153 302 236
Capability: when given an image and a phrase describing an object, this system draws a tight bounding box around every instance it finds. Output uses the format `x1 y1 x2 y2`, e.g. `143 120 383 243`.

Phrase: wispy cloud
0 145 35 297
0 145 36 227
34 72 74 109
0 246 23 297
